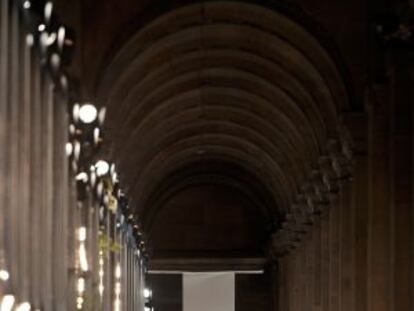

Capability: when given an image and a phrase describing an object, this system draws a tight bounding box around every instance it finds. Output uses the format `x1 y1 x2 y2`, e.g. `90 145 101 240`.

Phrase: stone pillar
388 55 413 311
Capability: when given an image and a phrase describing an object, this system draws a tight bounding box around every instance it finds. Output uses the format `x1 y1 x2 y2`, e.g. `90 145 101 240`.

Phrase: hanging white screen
183 272 235 311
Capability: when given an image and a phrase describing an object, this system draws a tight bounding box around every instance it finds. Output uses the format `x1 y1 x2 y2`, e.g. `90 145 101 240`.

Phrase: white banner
183 272 235 311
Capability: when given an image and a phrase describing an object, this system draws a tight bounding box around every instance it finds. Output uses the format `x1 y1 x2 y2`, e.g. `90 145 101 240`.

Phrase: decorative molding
270 136 353 257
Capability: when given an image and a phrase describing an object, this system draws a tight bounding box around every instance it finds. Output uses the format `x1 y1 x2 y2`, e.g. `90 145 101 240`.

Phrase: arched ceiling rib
96 1 350 230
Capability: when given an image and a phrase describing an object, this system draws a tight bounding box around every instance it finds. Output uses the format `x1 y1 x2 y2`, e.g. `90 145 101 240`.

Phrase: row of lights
69 100 149 310
21 0 75 94
144 288 154 311
18 0 152 311
71 102 147 249
0 0 77 310
1 263 29 310
17 1 150 310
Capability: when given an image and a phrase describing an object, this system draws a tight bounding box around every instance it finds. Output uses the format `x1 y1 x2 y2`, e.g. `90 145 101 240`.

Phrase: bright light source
41 32 56 47
38 24 45 32
78 227 86 242
93 127 100 145
90 170 96 187
0 270 9 281
96 181 103 198
72 103 80 122
77 278 85 293
114 298 121 311
15 302 31 311
60 74 68 91
115 282 121 295
79 104 97 124
65 142 73 156
57 26 66 50
99 284 104 296
79 244 88 272
0 295 15 311
76 296 84 310
26 34 34 47
57 27 66 50
23 1 31 9
73 140 81 160
44 2 53 22
115 264 121 279
95 160 109 176
98 107 106 125
75 172 88 183
112 171 118 183
143 288 151 299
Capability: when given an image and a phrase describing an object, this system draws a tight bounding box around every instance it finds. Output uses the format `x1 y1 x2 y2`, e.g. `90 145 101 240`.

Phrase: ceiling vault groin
96 1 353 255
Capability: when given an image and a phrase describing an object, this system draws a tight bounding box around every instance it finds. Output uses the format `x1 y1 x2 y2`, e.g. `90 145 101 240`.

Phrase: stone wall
276 55 414 311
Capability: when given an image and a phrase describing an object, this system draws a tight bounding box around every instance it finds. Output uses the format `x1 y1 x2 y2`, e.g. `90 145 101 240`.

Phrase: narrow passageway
0 0 413 310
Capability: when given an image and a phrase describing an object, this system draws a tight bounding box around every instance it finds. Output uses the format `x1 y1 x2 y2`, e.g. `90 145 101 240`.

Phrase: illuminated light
96 181 103 198
72 103 80 122
115 282 121 295
60 74 68 91
38 24 46 32
114 299 121 311
115 264 121 279
99 251 105 297
65 142 73 156
90 170 96 187
77 277 85 293
93 127 100 145
44 2 53 22
73 140 81 160
95 160 109 177
76 297 83 305
79 104 97 124
144 307 151 311
117 189 123 198
110 163 116 176
79 244 88 272
75 172 88 183
112 171 118 183
98 107 106 125
78 227 86 242
39 32 48 49
98 284 104 296
23 1 31 9
0 295 15 311
69 124 76 135
99 206 105 220
57 27 66 50
26 34 34 47
0 270 9 281
50 53 60 70
143 288 151 299
15 302 31 311
40 32 56 47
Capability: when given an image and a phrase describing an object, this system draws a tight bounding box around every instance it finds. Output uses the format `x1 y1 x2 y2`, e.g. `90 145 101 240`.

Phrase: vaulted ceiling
59 0 362 266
